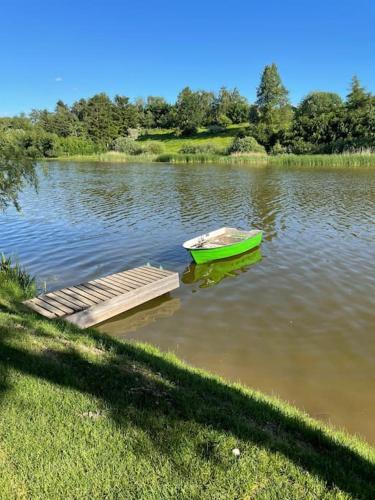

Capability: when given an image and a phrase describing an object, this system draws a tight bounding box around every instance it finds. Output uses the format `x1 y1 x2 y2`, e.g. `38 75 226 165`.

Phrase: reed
53 151 375 167
0 254 35 295
269 153 375 168
155 153 268 164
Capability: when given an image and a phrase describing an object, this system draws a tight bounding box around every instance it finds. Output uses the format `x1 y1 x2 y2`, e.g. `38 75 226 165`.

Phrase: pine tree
256 63 289 113
346 76 370 110
253 64 293 149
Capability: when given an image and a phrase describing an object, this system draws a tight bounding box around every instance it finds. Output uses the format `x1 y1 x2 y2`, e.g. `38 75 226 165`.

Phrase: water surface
1 161 374 442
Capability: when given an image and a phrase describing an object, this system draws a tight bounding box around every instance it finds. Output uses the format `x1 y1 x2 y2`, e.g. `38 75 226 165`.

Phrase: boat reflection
97 295 181 336
182 247 262 288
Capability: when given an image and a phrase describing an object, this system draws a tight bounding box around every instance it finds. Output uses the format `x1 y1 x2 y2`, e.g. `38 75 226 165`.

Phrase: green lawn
1 274 374 498
138 124 248 154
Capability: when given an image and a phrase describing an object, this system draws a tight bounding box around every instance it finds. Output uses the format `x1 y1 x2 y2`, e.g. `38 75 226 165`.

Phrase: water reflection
182 248 262 288
97 295 181 336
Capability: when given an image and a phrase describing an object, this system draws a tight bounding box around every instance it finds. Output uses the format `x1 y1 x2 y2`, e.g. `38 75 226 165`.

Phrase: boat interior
184 227 261 250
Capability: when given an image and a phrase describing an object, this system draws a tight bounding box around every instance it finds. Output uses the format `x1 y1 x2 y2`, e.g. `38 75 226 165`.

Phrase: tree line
0 64 374 156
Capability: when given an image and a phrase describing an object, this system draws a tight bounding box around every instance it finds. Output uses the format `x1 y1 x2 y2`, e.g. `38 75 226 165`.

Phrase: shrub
111 137 143 155
179 143 221 154
286 139 320 155
0 254 35 294
270 141 287 155
141 141 165 154
228 136 266 154
10 129 58 158
216 114 232 128
55 136 102 156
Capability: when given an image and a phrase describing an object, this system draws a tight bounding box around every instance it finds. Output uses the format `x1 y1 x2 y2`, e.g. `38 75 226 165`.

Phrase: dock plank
23 265 179 328
94 277 131 294
24 300 57 319
71 285 104 303
119 270 154 284
67 273 179 328
31 297 66 317
115 273 146 288
66 287 100 305
128 269 158 281
110 275 143 290
81 282 115 299
140 266 171 277
45 291 83 311
103 275 136 290
54 289 93 309
138 268 171 280
38 295 75 315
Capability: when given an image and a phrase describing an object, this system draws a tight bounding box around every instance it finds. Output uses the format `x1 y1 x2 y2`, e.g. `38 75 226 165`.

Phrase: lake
1 161 374 443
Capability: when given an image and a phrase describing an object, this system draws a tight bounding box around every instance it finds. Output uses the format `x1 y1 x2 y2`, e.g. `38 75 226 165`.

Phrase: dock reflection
182 248 262 288
97 294 181 336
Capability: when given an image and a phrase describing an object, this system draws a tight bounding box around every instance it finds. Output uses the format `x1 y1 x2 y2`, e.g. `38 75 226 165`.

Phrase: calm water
1 162 374 442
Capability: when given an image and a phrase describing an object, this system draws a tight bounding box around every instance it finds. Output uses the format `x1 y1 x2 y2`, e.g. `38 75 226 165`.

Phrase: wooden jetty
23 265 179 328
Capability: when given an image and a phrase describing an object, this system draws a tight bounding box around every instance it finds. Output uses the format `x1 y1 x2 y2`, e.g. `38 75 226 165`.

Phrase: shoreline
0 271 374 497
50 151 375 167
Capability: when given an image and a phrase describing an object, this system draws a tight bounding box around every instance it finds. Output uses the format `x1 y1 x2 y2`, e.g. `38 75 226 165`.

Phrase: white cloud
55 76 63 82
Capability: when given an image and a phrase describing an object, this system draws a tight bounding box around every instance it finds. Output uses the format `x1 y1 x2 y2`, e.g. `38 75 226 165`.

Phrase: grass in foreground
0 274 374 498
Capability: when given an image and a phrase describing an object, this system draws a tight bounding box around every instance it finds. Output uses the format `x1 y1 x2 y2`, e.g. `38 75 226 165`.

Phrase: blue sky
1 0 374 115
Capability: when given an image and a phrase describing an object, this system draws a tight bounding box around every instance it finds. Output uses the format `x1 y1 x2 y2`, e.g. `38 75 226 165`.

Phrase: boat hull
189 231 262 264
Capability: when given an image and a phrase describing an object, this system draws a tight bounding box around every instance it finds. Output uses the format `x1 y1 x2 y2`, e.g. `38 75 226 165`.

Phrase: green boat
182 248 262 288
183 227 263 264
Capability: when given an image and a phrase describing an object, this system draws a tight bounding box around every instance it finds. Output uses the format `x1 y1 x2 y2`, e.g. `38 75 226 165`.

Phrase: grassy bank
54 151 268 165
138 124 246 153
0 268 374 498
52 125 375 167
268 153 375 168
55 150 375 168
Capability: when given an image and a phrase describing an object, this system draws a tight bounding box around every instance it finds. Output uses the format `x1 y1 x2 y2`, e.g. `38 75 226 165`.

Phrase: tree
0 115 33 131
30 102 81 138
77 93 118 145
255 63 289 114
293 92 344 147
346 76 370 110
51 101 81 137
113 95 140 136
252 64 293 149
227 88 250 123
175 87 214 135
212 87 249 126
344 77 375 149
144 96 172 128
0 131 37 211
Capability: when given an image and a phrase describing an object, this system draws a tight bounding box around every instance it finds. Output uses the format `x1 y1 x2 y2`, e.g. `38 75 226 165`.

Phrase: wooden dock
23 265 179 328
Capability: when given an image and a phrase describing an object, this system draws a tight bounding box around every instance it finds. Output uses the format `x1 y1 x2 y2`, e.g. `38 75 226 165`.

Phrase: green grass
139 124 249 154
54 150 375 168
268 153 375 168
52 126 375 167
155 152 267 164
0 254 36 295
52 152 158 163
0 270 374 498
